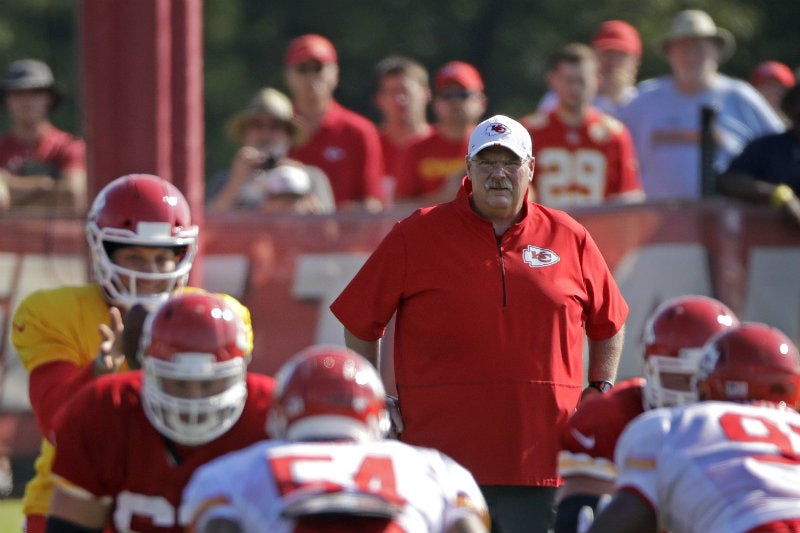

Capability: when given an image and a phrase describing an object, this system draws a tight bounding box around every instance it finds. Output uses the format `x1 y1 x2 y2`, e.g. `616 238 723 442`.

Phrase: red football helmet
85 174 199 310
139 292 250 445
696 322 800 407
268 345 390 441
642 295 739 408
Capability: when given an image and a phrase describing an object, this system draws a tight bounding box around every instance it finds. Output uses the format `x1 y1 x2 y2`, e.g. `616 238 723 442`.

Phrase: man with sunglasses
284 34 385 213
332 115 627 533
394 60 487 204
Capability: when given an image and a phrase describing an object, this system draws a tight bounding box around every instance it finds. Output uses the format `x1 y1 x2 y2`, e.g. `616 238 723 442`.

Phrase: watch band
588 380 614 393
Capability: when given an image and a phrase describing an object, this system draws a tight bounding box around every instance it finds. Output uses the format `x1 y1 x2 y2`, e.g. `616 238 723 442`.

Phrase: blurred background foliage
0 0 798 183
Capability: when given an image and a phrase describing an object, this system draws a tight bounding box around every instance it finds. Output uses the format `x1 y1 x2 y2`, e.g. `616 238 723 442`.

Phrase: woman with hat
206 87 334 215
0 58 87 212
618 9 784 201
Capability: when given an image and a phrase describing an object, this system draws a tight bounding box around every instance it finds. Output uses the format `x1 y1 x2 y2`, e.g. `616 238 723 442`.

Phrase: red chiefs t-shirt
521 108 642 207
289 101 384 206
331 180 628 486
0 124 85 178
51 371 274 533
380 129 433 185
393 129 469 198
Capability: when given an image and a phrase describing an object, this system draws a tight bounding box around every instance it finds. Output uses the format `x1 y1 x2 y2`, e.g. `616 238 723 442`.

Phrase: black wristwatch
588 380 614 393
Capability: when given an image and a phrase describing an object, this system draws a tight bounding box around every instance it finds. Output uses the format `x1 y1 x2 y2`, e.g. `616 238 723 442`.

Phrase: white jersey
614 401 800 533
182 438 488 533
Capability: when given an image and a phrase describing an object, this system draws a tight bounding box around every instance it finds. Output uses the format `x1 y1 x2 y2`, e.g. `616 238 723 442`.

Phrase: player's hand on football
93 306 125 375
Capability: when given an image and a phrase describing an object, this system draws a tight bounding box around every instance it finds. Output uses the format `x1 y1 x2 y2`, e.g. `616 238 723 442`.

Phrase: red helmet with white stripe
696 322 800 406
139 292 250 445
268 345 390 441
642 295 739 408
85 174 198 310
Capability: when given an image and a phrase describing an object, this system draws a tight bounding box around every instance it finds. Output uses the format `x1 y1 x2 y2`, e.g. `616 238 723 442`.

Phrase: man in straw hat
207 86 334 214
0 58 86 212
618 9 784 200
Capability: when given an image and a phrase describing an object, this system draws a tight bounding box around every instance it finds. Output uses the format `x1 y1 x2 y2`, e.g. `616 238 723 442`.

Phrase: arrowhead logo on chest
522 245 560 268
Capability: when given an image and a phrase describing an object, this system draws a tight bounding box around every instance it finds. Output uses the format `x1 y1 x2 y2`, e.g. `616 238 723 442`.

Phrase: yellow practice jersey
10 284 253 516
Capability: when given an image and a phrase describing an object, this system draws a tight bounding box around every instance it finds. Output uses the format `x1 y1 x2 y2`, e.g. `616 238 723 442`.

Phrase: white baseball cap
468 115 532 160
264 165 311 196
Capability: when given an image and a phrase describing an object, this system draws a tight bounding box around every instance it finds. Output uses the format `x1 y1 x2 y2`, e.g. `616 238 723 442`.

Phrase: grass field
0 498 23 532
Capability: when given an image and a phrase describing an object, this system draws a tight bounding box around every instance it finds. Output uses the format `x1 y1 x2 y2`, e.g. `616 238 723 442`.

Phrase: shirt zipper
496 236 507 307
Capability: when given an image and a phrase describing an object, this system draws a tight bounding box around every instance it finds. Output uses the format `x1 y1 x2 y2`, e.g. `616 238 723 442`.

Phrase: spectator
717 84 800 227
284 34 385 212
538 20 642 118
10 174 253 533
521 42 644 208
618 9 785 200
750 60 796 125
373 55 433 201
586 323 800 533
331 115 628 533
206 87 334 215
0 58 86 213
394 60 487 203
46 292 275 533
183 345 489 533
553 295 739 533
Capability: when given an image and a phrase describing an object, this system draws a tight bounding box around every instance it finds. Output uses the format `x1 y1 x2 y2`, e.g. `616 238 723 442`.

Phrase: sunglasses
437 89 474 100
293 62 325 74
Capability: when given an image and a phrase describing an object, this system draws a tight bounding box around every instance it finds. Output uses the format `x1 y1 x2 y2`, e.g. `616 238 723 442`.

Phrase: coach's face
466 146 534 224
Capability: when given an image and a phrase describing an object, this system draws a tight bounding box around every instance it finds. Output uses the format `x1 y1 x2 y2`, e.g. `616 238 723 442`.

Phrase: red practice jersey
50 371 274 533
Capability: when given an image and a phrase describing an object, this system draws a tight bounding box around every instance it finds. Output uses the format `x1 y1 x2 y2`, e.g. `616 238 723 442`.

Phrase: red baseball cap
434 61 484 92
751 61 795 89
592 20 642 57
285 34 338 67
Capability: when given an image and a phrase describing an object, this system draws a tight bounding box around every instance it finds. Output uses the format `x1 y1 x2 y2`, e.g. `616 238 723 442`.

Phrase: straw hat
658 10 736 62
227 87 302 145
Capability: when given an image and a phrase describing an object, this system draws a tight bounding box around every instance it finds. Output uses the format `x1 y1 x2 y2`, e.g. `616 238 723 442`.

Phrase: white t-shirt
615 401 800 533
618 74 784 199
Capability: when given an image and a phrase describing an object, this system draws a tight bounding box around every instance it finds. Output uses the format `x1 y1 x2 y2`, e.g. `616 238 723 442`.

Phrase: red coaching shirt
289 100 384 207
331 180 628 486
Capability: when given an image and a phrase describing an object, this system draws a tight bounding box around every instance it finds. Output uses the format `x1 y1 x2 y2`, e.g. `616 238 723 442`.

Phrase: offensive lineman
587 322 800 533
555 295 739 533
46 292 275 533
183 345 489 533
